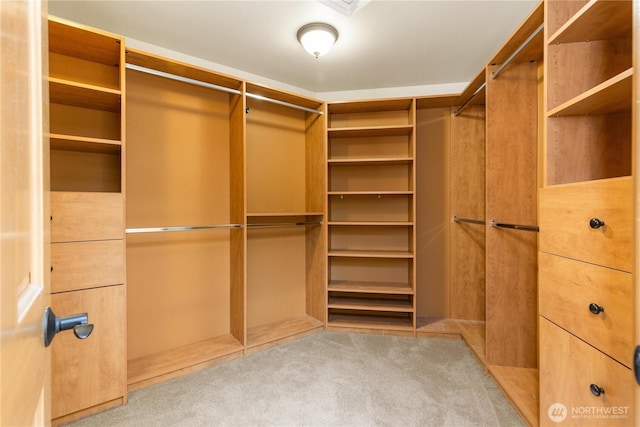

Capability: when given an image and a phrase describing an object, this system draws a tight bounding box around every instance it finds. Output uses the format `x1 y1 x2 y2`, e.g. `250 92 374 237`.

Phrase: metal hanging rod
453 216 486 225
453 82 486 117
245 92 323 115
490 220 539 233
125 63 323 115
491 23 544 80
125 63 243 95
126 224 243 234
246 221 322 229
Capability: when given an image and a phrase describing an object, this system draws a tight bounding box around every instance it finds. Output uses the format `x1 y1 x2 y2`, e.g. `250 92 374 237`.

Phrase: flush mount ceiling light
297 23 339 58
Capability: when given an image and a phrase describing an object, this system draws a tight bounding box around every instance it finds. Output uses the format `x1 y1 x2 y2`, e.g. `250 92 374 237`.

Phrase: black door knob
590 384 605 397
589 218 605 229
589 303 604 315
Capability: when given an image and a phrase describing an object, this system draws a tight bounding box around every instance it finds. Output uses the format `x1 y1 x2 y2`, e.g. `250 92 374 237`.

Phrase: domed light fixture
297 23 338 58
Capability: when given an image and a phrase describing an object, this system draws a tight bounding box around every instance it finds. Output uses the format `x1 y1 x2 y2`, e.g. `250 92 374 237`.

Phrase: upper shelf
328 125 413 138
548 0 632 45
547 68 633 117
49 78 121 112
49 16 122 66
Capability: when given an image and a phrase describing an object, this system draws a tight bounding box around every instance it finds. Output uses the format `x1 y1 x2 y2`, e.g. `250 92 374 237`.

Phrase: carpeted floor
66 332 525 426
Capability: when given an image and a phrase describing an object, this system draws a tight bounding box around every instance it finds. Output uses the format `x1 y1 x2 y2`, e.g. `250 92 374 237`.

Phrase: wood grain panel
450 104 485 321
539 177 633 272
485 61 538 368
539 318 635 427
51 240 124 293
51 191 123 242
539 252 633 367
51 285 126 419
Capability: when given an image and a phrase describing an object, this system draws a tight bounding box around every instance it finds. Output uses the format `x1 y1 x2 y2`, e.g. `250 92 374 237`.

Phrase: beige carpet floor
66 332 525 426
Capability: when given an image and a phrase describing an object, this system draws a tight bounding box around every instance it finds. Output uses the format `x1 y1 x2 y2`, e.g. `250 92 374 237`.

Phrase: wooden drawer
51 285 126 419
51 191 123 242
539 318 635 427
539 177 632 272
52 240 124 293
539 252 633 367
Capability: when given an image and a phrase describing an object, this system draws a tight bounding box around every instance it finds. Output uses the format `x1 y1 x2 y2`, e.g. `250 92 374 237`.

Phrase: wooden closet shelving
540 1 635 425
326 98 416 333
48 16 127 425
244 83 326 352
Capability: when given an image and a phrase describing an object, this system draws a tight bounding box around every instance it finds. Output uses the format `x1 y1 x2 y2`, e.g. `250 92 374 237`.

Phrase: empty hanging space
326 99 416 334
245 84 325 352
125 54 244 390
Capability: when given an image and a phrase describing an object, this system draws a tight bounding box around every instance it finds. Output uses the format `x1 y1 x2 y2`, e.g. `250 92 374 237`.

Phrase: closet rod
125 64 323 116
490 23 544 80
125 224 243 234
453 82 486 117
490 220 539 233
245 92 323 115
246 221 322 229
453 216 485 225
125 63 243 95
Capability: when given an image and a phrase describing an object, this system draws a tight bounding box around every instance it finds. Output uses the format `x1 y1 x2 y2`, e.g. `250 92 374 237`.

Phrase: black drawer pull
589 218 605 229
589 303 604 315
590 384 605 397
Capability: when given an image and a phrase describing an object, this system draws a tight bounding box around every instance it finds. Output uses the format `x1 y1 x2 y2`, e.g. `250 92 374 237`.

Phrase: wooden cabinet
540 1 635 425
48 17 126 425
326 99 416 333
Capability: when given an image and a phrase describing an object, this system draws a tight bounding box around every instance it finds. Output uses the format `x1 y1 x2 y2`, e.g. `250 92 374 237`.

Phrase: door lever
635 345 640 385
43 306 94 347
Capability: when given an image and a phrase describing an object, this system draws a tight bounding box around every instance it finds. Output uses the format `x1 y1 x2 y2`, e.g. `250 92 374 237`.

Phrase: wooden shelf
49 77 121 112
548 0 632 45
328 249 413 259
246 212 323 217
328 125 413 138
329 221 413 226
49 17 122 66
328 157 413 166
327 312 413 331
488 365 539 427
49 133 121 153
547 68 633 117
127 334 244 389
328 296 413 312
246 315 323 349
329 280 413 295
328 98 413 114
328 191 413 196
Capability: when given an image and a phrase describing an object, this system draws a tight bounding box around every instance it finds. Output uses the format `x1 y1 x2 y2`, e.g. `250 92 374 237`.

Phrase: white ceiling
49 0 539 98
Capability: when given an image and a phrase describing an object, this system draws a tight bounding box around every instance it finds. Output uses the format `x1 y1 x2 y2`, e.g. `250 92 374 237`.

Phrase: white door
0 0 50 425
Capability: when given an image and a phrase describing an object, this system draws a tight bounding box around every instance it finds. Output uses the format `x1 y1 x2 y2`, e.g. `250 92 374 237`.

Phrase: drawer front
539 177 632 272
539 252 633 367
51 191 123 242
539 318 635 427
52 240 124 293
51 285 126 419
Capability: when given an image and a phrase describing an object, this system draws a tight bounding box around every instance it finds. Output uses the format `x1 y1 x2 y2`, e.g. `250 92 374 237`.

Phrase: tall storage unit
48 17 127 424
244 83 326 353
326 99 417 334
124 50 245 390
539 0 636 425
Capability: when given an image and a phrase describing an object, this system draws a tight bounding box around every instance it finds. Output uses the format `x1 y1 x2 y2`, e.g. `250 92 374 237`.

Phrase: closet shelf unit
326 98 416 334
48 16 127 425
244 83 326 353
124 48 246 391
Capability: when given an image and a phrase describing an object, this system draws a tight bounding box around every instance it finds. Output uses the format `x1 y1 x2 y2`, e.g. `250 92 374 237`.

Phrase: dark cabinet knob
590 384 605 397
589 218 605 229
589 303 604 315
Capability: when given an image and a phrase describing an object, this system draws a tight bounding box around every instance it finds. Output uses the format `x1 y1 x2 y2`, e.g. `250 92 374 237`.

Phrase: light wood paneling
246 315 323 351
51 192 123 242
450 104 485 321
488 366 539 427
485 61 538 368
415 107 450 319
539 252 633 367
539 177 633 272
50 103 121 141
51 285 126 419
51 240 124 292
50 149 121 192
